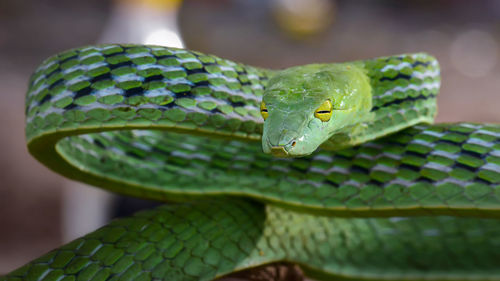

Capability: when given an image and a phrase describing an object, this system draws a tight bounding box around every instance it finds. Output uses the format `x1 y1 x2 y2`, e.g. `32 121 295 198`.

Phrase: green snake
3 44 500 281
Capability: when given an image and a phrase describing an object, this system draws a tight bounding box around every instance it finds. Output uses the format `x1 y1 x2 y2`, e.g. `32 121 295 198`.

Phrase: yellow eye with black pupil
314 100 333 122
260 101 269 120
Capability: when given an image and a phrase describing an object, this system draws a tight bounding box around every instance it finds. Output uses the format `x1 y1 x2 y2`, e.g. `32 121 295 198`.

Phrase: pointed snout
269 137 297 157
264 127 300 157
261 110 309 157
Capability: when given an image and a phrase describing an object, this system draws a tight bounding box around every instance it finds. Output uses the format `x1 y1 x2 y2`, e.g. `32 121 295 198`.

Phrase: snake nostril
292 141 296 147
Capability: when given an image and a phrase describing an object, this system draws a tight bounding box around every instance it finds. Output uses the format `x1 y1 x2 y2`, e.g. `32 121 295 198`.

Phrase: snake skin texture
25 44 271 142
2 44 500 281
4 201 500 281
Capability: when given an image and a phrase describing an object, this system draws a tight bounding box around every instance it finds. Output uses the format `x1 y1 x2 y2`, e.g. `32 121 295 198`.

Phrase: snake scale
2 44 500 281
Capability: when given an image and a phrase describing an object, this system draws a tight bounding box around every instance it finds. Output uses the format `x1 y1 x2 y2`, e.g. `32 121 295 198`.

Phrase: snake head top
261 63 373 158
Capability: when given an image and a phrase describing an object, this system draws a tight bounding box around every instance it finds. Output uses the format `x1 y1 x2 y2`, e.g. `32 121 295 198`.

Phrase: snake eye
260 101 268 120
314 100 333 122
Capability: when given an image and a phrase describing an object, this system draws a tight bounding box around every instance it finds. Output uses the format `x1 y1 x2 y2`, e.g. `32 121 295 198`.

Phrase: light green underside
3 44 500 281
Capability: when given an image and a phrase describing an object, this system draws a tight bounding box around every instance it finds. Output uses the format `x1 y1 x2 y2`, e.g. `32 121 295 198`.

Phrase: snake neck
321 53 440 150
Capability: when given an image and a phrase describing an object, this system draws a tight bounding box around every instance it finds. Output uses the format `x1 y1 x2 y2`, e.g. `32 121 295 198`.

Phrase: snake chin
263 139 315 158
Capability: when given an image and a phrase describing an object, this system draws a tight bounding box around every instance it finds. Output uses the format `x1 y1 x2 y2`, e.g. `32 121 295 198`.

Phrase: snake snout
270 138 297 158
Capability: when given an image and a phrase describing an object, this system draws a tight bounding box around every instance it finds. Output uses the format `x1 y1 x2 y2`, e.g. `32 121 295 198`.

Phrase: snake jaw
270 146 289 157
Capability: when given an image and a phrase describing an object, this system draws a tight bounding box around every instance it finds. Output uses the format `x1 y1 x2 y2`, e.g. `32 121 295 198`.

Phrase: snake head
261 63 372 158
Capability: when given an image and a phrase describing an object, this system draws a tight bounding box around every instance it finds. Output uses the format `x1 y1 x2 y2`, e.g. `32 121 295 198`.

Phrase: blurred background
1 0 500 276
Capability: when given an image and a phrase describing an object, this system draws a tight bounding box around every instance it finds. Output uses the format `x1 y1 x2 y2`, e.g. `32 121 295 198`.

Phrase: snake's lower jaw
270 146 289 157
267 145 313 158
262 143 290 158
262 137 315 158
263 139 294 158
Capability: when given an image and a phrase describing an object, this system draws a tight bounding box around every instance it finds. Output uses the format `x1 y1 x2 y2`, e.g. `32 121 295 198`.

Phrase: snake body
3 44 500 281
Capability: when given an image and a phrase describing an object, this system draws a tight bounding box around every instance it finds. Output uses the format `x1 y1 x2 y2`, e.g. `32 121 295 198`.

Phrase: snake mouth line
271 146 289 157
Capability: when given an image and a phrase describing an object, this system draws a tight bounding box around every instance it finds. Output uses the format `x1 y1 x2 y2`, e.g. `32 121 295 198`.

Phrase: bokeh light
144 28 184 47
450 29 498 77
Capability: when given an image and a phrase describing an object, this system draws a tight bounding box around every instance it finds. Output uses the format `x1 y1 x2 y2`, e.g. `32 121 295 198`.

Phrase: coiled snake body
3 44 500 281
